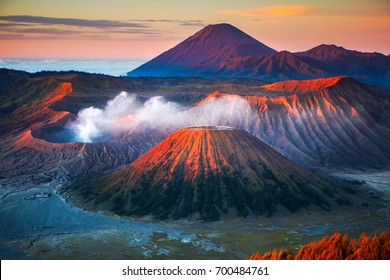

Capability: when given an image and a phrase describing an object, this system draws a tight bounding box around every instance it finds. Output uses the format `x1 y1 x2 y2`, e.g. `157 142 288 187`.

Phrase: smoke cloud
69 91 254 143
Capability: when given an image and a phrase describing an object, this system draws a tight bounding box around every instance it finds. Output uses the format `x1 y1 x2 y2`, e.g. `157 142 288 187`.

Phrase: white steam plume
69 91 254 143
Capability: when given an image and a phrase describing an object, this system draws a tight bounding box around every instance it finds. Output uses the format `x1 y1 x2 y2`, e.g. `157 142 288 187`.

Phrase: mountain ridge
128 24 390 87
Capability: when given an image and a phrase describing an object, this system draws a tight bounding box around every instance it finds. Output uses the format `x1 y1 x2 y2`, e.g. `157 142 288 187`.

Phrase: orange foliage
248 231 390 260
248 248 293 260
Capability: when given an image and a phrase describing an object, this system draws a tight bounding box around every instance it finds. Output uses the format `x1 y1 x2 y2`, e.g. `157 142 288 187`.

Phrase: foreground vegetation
249 232 390 260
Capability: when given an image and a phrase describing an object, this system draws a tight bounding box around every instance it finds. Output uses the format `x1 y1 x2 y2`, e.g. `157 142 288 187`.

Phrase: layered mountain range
128 24 390 88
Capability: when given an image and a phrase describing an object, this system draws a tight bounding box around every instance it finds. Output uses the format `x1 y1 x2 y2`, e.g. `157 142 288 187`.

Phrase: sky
0 0 389 64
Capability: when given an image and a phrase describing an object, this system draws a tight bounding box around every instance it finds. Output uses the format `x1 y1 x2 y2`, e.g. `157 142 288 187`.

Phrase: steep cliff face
69 127 353 220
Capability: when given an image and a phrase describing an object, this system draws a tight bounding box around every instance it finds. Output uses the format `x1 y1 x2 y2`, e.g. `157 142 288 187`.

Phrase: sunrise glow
0 0 389 60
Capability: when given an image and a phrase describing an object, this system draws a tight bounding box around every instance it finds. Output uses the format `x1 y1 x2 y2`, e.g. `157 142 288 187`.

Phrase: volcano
69 126 353 221
2 71 389 186
189 77 390 169
127 25 390 88
128 23 276 77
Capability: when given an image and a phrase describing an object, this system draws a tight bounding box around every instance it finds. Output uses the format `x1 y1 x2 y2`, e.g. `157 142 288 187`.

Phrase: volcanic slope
69 127 355 221
188 77 390 169
249 77 390 169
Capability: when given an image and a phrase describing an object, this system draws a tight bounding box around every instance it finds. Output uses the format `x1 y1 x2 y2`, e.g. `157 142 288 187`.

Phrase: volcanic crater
67 126 363 221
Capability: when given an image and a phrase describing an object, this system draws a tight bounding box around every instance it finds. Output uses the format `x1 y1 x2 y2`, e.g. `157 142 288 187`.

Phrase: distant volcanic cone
69 126 352 220
127 23 276 77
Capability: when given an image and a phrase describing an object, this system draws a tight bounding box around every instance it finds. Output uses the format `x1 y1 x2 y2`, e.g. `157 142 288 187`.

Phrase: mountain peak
296 44 355 60
128 23 275 77
191 23 259 44
183 23 273 55
198 23 239 32
316 44 346 50
204 23 236 29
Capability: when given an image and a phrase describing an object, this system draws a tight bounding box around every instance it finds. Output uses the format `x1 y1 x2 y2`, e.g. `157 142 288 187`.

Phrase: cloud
0 22 29 27
132 19 206 27
106 28 160 35
0 15 205 40
218 5 313 17
179 21 206 27
0 16 205 30
70 92 186 142
0 15 149 29
0 15 160 39
0 31 159 41
69 92 253 143
130 19 205 25
0 27 82 36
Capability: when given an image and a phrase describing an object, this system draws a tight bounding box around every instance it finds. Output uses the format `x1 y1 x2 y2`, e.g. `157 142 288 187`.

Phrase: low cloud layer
0 16 205 29
69 91 253 143
0 15 149 29
0 59 143 76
